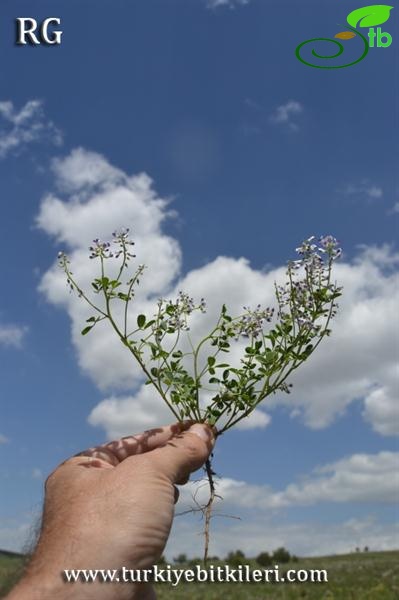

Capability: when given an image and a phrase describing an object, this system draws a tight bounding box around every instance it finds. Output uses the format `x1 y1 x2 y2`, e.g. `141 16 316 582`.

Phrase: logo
296 5 393 69
16 17 63 46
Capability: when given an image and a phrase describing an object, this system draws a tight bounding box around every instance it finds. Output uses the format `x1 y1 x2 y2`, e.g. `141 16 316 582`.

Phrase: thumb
147 423 215 484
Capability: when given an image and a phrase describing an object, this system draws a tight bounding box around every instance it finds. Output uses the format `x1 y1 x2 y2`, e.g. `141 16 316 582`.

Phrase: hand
7 421 215 600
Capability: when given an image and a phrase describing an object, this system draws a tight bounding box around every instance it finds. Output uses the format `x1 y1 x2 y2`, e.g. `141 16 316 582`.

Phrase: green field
0 553 26 598
1 550 398 599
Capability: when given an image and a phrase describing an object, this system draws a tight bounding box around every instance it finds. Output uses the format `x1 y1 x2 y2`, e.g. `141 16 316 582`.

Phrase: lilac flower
318 235 342 260
235 305 274 338
112 228 136 260
155 293 207 333
89 239 113 259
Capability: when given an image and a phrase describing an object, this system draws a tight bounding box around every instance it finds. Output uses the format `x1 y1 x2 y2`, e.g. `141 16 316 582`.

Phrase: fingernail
189 423 215 444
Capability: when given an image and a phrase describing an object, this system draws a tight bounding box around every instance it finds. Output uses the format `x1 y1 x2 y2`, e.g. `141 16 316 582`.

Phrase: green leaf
207 356 216 367
86 317 96 323
347 5 393 28
81 325 94 335
137 314 146 328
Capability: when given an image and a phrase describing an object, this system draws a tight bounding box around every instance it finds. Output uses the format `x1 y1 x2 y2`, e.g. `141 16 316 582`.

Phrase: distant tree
226 550 246 567
291 555 299 563
209 555 220 562
188 557 203 567
174 553 187 564
272 547 291 564
356 547 360 553
364 546 369 552
256 551 272 567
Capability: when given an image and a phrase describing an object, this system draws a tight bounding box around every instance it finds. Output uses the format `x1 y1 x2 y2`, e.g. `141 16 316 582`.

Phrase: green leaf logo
347 5 393 28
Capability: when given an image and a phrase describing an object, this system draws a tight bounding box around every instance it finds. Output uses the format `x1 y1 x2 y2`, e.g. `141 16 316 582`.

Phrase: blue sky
0 0 398 558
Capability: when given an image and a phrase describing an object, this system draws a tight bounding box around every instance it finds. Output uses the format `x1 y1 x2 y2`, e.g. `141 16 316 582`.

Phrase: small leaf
137 314 146 328
81 325 94 335
335 31 356 40
207 356 216 367
347 5 393 28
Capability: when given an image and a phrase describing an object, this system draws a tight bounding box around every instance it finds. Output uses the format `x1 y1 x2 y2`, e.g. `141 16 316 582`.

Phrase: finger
143 423 215 484
174 486 180 504
176 474 190 485
74 421 195 466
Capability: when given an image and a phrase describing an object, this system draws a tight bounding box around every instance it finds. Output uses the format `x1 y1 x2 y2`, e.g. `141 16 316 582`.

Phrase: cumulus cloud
37 148 398 439
269 100 303 131
0 323 28 348
171 452 399 558
0 99 62 159
0 433 9 444
207 0 250 9
268 246 399 433
363 368 399 435
168 513 398 559
340 181 383 200
179 451 399 512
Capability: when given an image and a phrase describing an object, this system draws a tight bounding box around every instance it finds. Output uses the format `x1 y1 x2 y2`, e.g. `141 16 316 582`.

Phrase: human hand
7 421 215 600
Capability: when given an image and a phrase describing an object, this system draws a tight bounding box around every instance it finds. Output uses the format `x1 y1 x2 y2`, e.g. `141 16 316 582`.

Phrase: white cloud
168 514 398 559
31 468 43 480
0 99 62 159
207 0 250 9
170 451 399 558
38 148 398 440
0 323 28 348
269 100 303 131
340 182 383 200
363 367 399 435
269 246 399 433
0 434 9 444
391 201 399 213
179 451 399 513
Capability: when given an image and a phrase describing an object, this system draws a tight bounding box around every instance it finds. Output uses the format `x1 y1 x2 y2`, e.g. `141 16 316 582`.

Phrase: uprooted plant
58 232 342 561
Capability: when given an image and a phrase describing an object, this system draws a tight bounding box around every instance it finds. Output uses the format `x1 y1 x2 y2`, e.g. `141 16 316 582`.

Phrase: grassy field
0 553 26 598
155 551 399 600
0 550 398 599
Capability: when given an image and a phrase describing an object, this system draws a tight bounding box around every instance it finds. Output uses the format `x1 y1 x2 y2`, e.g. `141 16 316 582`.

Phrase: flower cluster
276 235 342 331
318 235 342 260
89 239 113 259
57 252 74 291
234 305 274 339
112 227 136 261
156 292 207 333
88 228 136 262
